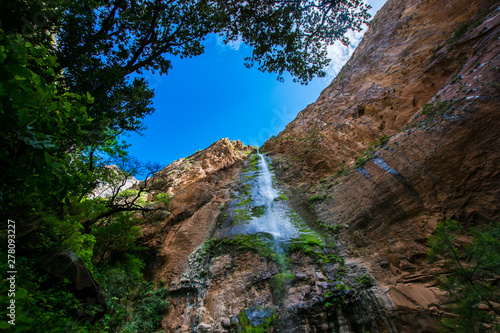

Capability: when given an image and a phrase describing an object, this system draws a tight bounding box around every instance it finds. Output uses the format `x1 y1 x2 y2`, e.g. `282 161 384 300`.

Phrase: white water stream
226 153 314 242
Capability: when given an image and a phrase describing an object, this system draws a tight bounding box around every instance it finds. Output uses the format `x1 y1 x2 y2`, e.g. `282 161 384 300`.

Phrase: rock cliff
144 0 500 331
140 138 255 284
261 0 500 331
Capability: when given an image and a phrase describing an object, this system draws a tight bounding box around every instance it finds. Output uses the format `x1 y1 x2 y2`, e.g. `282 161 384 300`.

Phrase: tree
3 0 370 136
1 0 370 213
0 29 94 214
0 1 370 329
428 219 500 332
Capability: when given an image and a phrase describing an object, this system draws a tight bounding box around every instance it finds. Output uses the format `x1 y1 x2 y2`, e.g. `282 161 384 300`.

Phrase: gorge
137 0 500 331
4 0 499 331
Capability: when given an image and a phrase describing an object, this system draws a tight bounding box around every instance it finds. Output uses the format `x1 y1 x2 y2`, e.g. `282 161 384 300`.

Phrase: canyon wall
145 0 500 331
140 138 255 284
262 0 500 330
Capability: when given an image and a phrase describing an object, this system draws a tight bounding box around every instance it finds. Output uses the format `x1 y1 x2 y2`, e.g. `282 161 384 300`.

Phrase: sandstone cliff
261 0 500 331
143 0 500 331
139 138 255 284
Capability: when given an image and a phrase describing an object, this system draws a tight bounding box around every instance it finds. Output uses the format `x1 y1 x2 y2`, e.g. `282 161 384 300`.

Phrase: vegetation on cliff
428 219 500 332
0 0 371 330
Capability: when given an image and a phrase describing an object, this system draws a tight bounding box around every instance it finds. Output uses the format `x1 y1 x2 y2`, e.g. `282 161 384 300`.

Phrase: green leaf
0 321 11 329
44 151 51 165
16 288 29 300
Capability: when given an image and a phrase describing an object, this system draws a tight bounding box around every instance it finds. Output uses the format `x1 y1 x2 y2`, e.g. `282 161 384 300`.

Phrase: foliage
91 212 145 269
0 0 370 330
420 100 456 117
319 222 344 235
277 193 289 201
53 0 370 89
323 281 350 308
353 133 391 168
0 29 94 211
252 205 266 218
449 22 469 44
308 193 327 203
355 274 373 288
428 219 500 332
97 282 169 333
92 215 169 333
248 153 260 172
0 254 95 332
289 233 324 255
205 233 290 268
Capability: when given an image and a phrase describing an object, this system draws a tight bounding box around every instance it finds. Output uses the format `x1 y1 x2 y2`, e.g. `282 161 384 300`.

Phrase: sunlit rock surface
143 0 500 331
262 0 500 331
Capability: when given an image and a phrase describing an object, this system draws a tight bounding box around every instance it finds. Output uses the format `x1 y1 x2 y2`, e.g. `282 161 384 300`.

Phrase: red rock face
261 0 500 330
143 0 500 331
139 138 255 284
262 0 494 179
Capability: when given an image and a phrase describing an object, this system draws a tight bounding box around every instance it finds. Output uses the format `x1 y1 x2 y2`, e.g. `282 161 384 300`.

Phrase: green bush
0 255 94 332
98 282 169 333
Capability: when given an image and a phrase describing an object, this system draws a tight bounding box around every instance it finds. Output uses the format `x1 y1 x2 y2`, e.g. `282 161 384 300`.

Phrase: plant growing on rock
428 219 500 332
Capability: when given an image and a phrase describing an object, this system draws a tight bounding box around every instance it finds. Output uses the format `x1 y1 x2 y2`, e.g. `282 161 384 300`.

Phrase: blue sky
125 0 387 175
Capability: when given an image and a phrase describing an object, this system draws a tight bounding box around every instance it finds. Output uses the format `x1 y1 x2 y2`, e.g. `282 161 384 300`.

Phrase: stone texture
262 0 495 181
261 0 500 331
140 138 255 284
146 0 500 331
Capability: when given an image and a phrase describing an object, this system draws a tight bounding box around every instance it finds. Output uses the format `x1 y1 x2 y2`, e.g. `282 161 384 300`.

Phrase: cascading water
223 153 313 243
174 152 396 332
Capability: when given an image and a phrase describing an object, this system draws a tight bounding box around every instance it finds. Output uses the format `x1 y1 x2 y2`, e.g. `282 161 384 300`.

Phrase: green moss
237 197 251 206
289 234 324 258
248 154 260 172
308 193 327 203
236 307 276 332
450 22 469 43
234 208 251 223
322 282 351 309
252 205 266 218
319 223 344 235
271 272 295 303
420 102 433 115
287 211 313 233
277 192 289 201
203 234 288 269
355 274 373 288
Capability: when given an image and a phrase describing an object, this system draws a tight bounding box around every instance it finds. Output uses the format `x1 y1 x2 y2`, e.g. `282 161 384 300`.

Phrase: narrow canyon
137 0 500 331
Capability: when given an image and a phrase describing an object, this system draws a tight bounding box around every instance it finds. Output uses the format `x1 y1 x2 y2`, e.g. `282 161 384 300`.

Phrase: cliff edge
262 0 500 330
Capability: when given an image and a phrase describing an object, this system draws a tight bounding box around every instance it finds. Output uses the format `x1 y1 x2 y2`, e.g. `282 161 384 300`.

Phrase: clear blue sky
125 0 387 175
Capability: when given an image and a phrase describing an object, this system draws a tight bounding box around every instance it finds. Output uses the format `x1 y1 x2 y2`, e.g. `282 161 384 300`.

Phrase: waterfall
258 153 278 202
224 153 314 242
257 153 280 238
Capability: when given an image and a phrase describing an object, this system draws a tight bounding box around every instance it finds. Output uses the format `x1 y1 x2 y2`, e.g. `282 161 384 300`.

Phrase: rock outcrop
144 0 499 331
159 154 400 332
261 0 500 331
262 0 498 180
140 138 255 284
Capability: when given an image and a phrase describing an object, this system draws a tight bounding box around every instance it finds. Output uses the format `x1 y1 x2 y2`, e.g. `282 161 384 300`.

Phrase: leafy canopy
0 1 369 330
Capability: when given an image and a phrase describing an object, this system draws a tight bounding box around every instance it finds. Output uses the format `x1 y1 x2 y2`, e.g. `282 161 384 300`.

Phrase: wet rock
198 323 212 332
220 317 231 328
261 0 500 331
